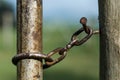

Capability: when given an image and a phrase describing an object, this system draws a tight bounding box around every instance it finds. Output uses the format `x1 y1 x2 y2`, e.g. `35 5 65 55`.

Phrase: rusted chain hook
80 17 99 34
12 17 99 69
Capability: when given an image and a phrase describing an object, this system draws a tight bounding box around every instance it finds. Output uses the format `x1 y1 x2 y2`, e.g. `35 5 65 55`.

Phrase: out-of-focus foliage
0 0 15 28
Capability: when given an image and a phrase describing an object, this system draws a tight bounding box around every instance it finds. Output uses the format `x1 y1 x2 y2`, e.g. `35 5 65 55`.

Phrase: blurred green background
0 0 99 80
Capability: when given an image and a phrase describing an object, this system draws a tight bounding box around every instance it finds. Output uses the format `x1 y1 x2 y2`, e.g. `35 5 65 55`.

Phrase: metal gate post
99 0 120 80
17 0 43 80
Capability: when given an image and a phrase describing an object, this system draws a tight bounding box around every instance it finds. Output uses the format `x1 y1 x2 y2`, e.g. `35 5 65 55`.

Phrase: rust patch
35 63 39 68
33 43 38 51
33 74 40 79
31 30 41 51
32 30 40 41
33 63 40 79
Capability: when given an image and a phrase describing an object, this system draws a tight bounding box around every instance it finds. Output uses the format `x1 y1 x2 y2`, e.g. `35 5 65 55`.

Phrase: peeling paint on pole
17 0 43 80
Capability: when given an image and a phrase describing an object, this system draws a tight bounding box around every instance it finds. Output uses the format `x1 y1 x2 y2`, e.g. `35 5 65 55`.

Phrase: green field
0 26 99 80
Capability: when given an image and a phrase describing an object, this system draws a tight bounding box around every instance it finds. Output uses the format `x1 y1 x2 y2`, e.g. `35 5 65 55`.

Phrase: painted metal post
99 0 120 80
17 0 43 80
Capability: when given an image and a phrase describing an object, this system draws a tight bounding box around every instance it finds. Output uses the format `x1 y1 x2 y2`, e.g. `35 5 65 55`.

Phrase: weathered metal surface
99 0 120 80
17 0 43 80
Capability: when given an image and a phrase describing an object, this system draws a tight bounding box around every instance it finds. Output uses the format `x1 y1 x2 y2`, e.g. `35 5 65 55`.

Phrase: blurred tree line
0 0 15 29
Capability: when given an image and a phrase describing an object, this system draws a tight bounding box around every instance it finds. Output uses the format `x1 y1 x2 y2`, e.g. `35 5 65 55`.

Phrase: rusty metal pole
17 0 43 80
99 0 120 80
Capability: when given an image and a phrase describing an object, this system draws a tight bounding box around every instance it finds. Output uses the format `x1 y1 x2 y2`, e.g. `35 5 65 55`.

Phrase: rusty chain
12 17 99 69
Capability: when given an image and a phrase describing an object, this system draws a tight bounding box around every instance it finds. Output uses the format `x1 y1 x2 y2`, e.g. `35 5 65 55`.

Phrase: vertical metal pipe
17 0 43 80
99 0 120 80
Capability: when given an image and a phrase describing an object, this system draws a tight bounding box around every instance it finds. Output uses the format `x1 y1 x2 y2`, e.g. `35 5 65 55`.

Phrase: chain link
12 17 99 69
